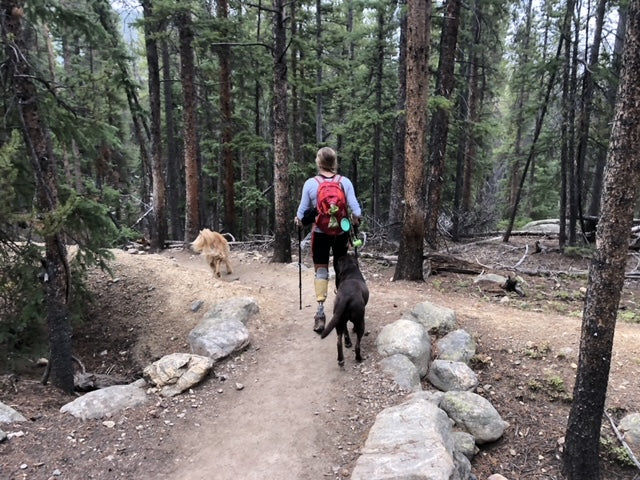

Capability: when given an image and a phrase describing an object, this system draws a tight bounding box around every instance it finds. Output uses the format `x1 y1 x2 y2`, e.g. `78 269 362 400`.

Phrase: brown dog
191 228 233 278
320 254 369 366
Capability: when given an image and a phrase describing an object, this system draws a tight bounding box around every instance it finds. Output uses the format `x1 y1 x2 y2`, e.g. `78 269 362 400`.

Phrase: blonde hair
315 147 338 173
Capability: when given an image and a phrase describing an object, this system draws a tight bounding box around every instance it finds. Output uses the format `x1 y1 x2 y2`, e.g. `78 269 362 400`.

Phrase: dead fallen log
426 253 485 274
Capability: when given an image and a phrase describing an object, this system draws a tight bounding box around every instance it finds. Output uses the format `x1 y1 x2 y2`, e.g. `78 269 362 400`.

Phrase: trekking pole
298 225 302 310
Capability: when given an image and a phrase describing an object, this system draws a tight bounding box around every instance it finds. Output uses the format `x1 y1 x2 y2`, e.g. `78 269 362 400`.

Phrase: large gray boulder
188 297 259 361
440 391 508 444
352 397 461 480
428 360 478 392
402 301 457 335
0 402 26 423
143 353 214 397
437 329 476 364
60 379 148 420
379 354 422 392
376 319 432 377
201 296 259 325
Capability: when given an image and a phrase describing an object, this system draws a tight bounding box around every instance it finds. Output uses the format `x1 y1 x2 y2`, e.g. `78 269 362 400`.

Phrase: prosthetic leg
313 267 329 333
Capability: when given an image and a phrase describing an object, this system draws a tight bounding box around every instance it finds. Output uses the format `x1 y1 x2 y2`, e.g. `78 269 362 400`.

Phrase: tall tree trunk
389 0 407 243
178 9 200 243
461 0 481 213
507 0 533 216
568 9 579 245
588 4 627 219
162 34 181 240
372 6 385 223
271 0 292 263
564 4 640 477
94 1 153 226
574 0 606 237
217 0 236 236
290 0 303 210
425 0 461 248
559 0 575 249
142 0 167 251
503 4 572 242
2 0 74 393
452 44 469 242
393 0 430 281
315 0 323 144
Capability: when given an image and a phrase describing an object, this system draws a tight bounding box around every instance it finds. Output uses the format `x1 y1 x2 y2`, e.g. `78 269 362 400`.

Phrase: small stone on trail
102 421 115 428
235 383 244 391
190 300 204 312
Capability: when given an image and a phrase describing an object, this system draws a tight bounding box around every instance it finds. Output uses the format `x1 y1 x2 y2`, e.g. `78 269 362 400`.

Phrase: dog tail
320 299 347 339
320 317 337 339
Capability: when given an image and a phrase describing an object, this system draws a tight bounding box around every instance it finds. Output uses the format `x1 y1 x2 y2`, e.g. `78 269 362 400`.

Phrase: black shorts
311 231 349 265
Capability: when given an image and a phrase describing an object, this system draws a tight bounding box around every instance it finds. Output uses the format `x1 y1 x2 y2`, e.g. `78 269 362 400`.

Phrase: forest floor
2 234 640 480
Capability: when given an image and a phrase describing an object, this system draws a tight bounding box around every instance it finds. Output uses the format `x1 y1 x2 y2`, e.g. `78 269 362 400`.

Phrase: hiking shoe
313 313 326 334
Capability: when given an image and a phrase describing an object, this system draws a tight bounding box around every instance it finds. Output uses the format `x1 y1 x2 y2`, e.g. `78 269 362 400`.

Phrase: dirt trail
158 250 397 480
4 244 640 479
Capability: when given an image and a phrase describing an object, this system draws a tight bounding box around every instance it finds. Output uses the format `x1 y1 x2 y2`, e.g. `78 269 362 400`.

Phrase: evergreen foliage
0 0 629 360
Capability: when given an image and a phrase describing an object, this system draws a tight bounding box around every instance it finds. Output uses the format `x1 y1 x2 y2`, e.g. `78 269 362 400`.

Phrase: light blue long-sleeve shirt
296 175 362 230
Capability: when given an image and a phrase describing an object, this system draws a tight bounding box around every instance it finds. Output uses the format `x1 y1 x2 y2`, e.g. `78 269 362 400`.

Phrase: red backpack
315 175 348 235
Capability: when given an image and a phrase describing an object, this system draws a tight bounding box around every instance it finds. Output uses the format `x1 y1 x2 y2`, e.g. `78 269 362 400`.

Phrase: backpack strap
315 174 341 185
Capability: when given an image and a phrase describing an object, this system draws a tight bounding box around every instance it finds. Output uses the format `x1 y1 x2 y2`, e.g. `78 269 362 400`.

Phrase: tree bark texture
372 6 385 222
142 0 167 251
388 0 407 243
2 0 74 393
502 3 571 243
394 0 430 281
573 0 606 237
564 3 640 477
461 0 481 213
271 0 291 263
178 10 200 243
588 5 627 219
217 0 236 236
162 34 182 240
425 0 461 248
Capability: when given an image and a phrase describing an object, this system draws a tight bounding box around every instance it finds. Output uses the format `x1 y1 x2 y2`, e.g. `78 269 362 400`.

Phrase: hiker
294 147 362 334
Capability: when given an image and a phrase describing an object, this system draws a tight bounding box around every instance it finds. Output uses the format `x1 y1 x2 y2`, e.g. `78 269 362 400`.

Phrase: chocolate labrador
320 254 369 366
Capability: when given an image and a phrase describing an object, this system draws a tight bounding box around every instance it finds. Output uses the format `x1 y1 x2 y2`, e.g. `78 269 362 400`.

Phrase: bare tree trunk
588 5 627 219
573 0 606 237
389 0 407 243
461 0 481 213
503 4 572 242
507 0 533 215
452 47 469 242
142 0 167 251
2 0 74 393
372 6 385 223
394 0 430 281
217 0 236 236
271 0 291 263
425 0 461 248
315 0 323 144
564 5 640 477
162 34 182 241
178 9 200 243
568 11 579 245
559 0 575 250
